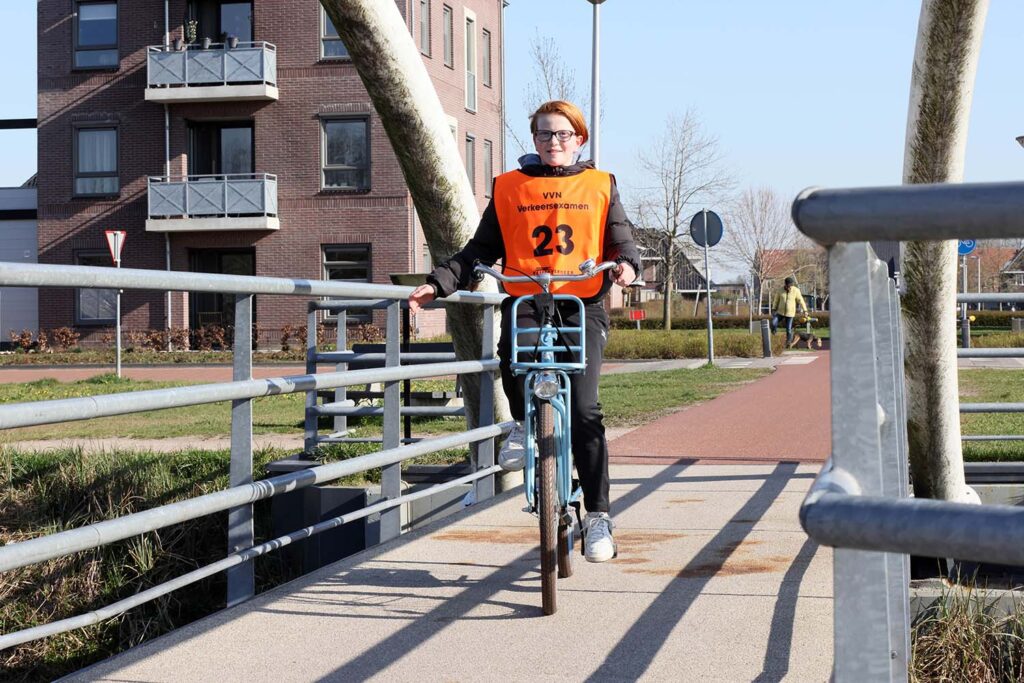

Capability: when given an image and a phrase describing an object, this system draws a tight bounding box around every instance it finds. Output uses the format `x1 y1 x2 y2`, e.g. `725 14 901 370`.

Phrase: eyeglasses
533 129 577 143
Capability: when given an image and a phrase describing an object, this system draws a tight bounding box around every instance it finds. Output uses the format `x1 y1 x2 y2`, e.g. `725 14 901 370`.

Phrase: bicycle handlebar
473 260 618 284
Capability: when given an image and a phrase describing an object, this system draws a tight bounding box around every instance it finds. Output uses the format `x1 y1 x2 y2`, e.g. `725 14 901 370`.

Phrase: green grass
599 366 769 427
959 369 1024 462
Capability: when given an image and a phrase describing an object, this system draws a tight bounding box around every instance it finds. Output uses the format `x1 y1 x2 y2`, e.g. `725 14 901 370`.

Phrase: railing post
226 294 255 606
872 267 910 677
380 301 402 541
334 309 348 437
476 304 496 503
829 243 903 682
961 314 971 349
304 303 319 454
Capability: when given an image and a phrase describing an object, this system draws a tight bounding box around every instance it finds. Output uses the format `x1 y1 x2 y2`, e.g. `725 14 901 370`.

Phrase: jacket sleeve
603 175 641 276
425 199 506 298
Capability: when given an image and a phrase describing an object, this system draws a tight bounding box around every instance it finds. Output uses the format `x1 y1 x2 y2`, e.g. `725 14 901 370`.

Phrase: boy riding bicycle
408 100 640 563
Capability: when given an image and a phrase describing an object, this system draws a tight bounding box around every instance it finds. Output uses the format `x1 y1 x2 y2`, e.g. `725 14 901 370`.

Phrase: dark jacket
426 158 641 304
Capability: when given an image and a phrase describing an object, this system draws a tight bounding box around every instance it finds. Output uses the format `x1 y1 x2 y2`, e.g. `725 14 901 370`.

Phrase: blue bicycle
475 259 616 615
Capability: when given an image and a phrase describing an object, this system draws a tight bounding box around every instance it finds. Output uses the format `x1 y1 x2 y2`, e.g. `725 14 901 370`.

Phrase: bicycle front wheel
537 400 558 615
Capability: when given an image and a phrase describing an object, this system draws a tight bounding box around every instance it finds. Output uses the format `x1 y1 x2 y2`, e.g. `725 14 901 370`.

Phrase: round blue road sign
958 239 976 256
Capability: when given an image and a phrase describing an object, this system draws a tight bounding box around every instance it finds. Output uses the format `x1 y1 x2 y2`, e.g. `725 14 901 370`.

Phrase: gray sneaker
498 422 526 471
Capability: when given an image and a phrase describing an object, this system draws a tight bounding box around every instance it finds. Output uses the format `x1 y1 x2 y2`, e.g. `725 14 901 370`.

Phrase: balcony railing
146 42 278 102
146 174 278 232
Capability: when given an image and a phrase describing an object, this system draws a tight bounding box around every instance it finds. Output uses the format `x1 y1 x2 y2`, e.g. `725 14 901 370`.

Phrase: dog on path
788 330 822 350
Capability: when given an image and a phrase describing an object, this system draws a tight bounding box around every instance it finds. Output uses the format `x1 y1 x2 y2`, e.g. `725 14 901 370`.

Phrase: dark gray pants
498 298 611 513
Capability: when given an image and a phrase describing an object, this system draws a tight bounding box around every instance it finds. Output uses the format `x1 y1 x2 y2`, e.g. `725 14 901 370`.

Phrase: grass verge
959 369 1024 462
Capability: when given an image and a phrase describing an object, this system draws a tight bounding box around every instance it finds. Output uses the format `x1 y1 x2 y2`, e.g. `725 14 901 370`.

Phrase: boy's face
533 113 583 167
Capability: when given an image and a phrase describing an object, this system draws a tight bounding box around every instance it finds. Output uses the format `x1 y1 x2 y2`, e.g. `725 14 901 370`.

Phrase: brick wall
37 0 504 344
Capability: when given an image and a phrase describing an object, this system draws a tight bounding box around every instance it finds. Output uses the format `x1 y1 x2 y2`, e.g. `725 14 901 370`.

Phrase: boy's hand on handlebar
611 262 636 288
408 284 436 313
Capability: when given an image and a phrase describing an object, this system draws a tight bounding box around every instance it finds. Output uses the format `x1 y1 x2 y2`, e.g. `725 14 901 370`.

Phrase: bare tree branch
631 110 734 328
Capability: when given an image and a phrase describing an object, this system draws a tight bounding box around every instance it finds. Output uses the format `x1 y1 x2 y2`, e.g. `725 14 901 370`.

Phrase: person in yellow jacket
770 276 809 346
407 100 640 563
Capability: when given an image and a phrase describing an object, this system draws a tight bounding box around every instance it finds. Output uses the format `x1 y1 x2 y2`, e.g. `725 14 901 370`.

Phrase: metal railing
147 42 278 88
148 173 278 220
792 181 1024 682
955 292 1024 443
302 300 465 453
0 261 507 651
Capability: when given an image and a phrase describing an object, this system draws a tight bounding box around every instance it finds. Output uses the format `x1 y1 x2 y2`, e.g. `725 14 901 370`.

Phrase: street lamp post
586 0 606 168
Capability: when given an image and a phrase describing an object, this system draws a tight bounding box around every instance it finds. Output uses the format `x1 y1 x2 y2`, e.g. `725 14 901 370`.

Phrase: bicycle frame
508 293 586 513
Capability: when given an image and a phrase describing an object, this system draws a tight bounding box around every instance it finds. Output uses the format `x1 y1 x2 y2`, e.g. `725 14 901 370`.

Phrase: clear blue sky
3 1 1023 201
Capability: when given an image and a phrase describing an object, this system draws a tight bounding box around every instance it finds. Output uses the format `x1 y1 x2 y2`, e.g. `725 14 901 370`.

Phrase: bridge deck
67 462 832 682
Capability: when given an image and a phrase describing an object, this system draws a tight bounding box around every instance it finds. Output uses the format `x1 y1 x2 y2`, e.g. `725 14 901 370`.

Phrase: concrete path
65 462 832 683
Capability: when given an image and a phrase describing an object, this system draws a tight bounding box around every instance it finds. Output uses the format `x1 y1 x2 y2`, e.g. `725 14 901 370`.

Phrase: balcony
145 42 278 103
146 174 280 232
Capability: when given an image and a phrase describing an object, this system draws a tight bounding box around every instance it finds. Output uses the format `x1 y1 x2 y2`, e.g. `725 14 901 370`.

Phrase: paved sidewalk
67 462 832 683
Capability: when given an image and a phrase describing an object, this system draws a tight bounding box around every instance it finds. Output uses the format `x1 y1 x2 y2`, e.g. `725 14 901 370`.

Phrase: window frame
483 139 492 198
74 250 118 325
320 116 371 192
482 28 492 88
442 5 453 68
73 0 119 71
320 6 351 61
464 10 477 112
321 243 373 323
1016 273 1024 287
419 0 431 56
464 133 475 193
73 122 120 198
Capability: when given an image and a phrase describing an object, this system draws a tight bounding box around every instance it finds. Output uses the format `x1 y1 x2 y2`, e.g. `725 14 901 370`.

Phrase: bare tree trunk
902 0 988 501
319 0 511 436
662 255 673 330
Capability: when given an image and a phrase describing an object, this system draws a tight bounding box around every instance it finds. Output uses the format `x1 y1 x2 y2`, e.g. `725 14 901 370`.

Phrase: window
321 7 350 59
419 0 430 56
75 251 117 324
422 244 432 272
1016 273 1024 287
322 245 372 322
483 139 492 198
464 13 477 111
482 29 491 87
74 1 118 69
465 134 475 191
442 5 453 68
74 126 119 196
321 118 370 190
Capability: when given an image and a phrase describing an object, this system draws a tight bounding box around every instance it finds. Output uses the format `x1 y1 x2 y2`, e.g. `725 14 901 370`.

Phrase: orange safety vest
493 168 611 297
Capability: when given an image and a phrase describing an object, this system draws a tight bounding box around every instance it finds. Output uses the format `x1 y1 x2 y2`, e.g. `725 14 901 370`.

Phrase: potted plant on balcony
228 35 239 49
185 19 198 46
202 36 213 50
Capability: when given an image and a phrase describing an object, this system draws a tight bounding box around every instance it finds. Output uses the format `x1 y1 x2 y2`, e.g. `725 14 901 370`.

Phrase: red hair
529 100 589 144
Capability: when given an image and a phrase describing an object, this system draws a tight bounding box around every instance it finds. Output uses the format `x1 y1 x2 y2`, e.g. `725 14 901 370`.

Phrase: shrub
9 329 34 352
605 329 786 359
169 328 191 350
609 312 831 331
279 323 299 352
972 332 1024 349
192 325 227 351
35 329 50 353
50 327 81 351
347 323 385 344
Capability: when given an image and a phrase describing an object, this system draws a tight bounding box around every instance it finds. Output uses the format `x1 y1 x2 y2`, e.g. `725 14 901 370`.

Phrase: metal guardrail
793 181 1024 682
148 173 278 219
0 261 507 651
147 42 278 88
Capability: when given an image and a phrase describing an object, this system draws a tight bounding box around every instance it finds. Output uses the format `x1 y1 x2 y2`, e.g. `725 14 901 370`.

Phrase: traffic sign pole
703 209 714 365
105 230 127 378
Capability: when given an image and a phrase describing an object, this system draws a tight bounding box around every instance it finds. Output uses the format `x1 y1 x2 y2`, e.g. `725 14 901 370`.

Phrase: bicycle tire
537 400 558 615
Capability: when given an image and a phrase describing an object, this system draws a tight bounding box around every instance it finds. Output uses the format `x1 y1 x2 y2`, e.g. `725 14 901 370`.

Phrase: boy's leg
569 302 610 514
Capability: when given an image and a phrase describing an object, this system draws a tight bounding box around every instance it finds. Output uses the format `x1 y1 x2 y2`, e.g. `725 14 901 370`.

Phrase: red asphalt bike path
608 352 831 466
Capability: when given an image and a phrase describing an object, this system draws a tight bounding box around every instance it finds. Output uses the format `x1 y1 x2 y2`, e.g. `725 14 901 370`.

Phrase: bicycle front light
533 372 560 400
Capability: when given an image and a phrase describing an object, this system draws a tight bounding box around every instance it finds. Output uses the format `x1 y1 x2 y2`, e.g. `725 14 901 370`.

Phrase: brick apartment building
37 0 504 344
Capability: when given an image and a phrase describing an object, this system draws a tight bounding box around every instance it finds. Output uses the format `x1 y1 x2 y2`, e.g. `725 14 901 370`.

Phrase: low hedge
606 329 787 359
962 311 1024 328
610 312 830 331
